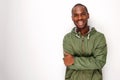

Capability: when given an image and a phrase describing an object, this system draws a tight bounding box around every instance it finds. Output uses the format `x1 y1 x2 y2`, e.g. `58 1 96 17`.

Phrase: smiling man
63 3 107 80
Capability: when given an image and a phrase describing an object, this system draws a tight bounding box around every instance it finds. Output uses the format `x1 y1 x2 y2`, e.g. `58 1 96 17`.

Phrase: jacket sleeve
68 34 107 70
63 34 74 55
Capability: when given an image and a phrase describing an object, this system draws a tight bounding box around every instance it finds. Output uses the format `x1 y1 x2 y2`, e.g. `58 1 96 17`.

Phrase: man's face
72 6 89 29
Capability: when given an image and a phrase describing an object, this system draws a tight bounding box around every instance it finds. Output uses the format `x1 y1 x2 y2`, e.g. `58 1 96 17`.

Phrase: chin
77 25 85 29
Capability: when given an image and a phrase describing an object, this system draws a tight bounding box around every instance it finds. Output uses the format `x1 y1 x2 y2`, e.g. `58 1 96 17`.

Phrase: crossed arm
63 34 107 70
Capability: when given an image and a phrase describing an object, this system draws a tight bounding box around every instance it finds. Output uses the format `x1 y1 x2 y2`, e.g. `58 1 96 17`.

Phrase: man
63 3 107 80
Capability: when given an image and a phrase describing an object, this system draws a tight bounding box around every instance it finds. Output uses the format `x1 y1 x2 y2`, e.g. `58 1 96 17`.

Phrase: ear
87 13 89 19
71 15 74 21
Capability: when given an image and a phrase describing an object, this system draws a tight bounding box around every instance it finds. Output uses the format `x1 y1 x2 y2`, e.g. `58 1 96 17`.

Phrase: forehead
72 6 87 13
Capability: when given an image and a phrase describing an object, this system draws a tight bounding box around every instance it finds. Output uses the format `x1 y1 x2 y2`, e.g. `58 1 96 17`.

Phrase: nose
78 15 82 20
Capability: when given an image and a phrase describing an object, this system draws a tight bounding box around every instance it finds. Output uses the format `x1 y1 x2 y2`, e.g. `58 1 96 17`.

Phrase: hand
63 52 74 66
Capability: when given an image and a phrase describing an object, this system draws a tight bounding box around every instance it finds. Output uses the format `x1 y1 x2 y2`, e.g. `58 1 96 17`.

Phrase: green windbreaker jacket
63 27 107 80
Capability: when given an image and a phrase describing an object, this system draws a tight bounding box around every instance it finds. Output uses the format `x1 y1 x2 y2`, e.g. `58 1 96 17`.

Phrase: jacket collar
72 26 96 39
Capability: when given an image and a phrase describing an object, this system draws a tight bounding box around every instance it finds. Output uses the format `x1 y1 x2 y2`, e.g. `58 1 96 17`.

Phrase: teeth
78 21 83 25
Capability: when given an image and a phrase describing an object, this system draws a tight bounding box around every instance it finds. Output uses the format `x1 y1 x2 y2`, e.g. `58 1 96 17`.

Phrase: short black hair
72 3 88 14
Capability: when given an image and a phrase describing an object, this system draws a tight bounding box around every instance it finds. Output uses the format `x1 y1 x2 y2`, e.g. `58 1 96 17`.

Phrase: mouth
77 20 84 26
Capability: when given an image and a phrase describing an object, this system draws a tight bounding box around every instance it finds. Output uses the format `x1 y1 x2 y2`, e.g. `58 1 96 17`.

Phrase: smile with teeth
78 21 84 26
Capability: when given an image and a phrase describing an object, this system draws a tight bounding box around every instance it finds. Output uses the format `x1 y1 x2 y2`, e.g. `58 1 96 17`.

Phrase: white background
0 0 120 80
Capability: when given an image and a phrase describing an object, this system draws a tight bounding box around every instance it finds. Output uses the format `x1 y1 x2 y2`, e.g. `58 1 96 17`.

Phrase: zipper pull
82 36 84 41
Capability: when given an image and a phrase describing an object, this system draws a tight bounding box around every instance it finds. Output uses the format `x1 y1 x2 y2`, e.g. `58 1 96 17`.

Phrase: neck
77 26 89 36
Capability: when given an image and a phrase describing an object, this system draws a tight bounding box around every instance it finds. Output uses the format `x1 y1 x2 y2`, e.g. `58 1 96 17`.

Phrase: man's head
72 3 89 29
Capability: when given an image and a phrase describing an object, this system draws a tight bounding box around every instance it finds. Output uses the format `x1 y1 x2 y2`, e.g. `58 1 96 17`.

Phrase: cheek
84 16 89 20
72 17 77 22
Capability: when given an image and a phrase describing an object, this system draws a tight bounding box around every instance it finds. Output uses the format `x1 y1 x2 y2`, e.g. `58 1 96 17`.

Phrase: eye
81 12 87 16
73 14 78 17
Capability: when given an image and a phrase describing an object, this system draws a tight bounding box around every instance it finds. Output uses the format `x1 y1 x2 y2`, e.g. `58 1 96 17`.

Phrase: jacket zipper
82 36 84 53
